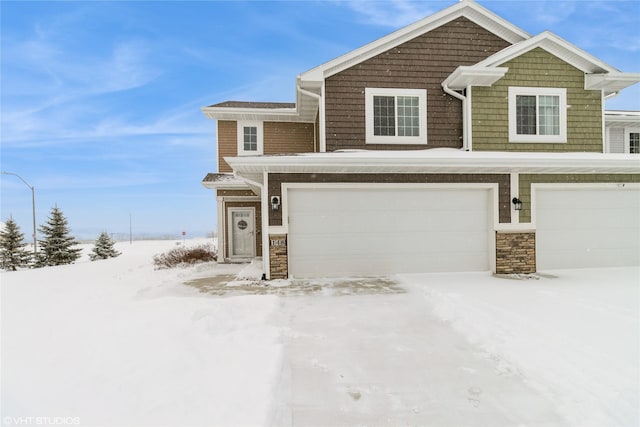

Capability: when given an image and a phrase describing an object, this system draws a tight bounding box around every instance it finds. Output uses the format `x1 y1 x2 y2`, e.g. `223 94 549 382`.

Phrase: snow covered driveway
2 241 638 426
270 283 567 426
268 269 638 426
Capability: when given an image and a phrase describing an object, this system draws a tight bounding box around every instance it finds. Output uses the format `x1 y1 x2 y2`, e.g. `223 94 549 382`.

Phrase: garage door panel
288 187 492 278
536 188 640 270
292 211 487 234
291 251 489 277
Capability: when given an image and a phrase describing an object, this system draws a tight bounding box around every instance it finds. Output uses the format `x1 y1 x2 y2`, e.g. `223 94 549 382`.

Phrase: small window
509 87 566 143
243 126 258 151
629 132 639 154
237 121 263 155
365 88 427 144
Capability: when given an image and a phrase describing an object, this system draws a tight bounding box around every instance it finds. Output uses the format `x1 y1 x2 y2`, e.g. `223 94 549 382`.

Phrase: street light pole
1 171 37 255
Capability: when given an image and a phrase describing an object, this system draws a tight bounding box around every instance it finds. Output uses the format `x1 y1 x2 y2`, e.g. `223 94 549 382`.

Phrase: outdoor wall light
270 195 281 211
512 197 523 211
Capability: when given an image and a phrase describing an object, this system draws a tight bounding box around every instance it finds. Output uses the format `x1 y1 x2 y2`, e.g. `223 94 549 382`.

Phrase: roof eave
443 66 509 90
200 106 313 123
226 152 640 175
585 73 640 95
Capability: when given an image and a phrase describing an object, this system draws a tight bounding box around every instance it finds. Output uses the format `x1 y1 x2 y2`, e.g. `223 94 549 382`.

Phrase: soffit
226 151 640 176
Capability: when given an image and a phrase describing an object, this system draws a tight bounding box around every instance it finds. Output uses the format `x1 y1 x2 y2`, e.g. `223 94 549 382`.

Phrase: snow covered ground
1 240 638 426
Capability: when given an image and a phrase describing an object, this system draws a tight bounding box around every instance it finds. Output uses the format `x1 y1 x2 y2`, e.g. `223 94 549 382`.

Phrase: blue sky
1 0 639 240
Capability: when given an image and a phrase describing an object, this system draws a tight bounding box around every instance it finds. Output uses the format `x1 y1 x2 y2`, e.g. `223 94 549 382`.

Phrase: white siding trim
261 171 270 279
466 86 473 151
216 196 225 259
319 82 326 152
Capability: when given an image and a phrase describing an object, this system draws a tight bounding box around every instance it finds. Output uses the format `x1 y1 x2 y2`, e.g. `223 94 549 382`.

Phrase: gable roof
475 31 617 73
298 0 530 83
443 31 640 95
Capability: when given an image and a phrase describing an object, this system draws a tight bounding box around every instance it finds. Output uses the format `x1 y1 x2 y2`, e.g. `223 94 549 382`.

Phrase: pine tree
0 217 32 271
37 206 82 267
89 232 121 261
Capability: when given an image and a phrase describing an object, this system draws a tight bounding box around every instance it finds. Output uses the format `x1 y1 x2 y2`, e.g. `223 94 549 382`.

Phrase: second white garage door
287 186 493 278
536 186 640 270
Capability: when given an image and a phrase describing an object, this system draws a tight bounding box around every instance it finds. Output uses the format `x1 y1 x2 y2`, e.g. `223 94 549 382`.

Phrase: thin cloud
340 0 438 28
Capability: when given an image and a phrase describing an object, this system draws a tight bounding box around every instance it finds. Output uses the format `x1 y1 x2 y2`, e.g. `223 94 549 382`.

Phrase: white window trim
625 127 640 154
365 88 427 145
508 87 567 143
237 121 263 156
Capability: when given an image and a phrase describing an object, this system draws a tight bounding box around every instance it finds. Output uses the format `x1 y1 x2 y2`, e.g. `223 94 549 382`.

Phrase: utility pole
1 171 37 255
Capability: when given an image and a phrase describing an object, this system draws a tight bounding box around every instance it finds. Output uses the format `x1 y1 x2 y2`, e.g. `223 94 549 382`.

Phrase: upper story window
365 88 427 144
629 131 639 153
508 87 567 143
237 121 263 155
606 127 640 154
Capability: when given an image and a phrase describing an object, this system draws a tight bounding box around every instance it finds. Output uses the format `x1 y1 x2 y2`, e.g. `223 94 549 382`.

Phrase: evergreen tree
0 217 32 271
89 232 121 261
37 206 82 267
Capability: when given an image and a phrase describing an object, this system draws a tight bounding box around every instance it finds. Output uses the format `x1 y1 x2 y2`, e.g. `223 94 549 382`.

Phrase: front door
229 208 255 259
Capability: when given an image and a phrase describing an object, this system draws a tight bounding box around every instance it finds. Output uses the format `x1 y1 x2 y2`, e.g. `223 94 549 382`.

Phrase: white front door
229 208 255 259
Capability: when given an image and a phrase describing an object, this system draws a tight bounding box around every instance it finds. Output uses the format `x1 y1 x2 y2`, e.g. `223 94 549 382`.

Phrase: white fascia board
201 180 250 190
201 106 304 122
476 31 618 74
605 110 640 126
443 66 509 90
299 0 529 82
226 151 640 175
201 172 251 190
585 73 640 94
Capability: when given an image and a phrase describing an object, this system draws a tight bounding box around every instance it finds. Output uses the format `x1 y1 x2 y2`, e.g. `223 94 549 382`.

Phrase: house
202 0 640 279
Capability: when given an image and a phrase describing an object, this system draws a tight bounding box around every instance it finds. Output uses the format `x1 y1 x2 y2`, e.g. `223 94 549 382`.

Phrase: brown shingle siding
217 120 237 173
217 121 315 171
325 17 511 151
264 122 315 154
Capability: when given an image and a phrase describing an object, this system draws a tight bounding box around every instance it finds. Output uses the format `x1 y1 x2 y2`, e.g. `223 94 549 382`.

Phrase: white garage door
536 187 640 270
287 186 493 278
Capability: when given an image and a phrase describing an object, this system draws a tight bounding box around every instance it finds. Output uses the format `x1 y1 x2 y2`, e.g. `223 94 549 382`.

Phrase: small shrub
90 232 121 261
153 244 217 269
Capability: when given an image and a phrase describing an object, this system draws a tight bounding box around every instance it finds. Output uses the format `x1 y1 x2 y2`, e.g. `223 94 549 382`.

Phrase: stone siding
495 231 536 274
269 234 288 279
